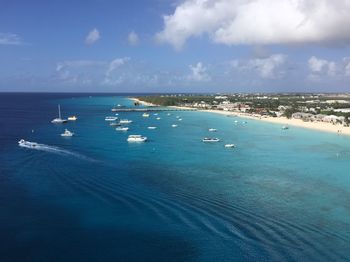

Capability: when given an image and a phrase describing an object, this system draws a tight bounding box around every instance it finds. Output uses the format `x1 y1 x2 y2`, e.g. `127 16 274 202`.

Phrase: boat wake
19 140 95 161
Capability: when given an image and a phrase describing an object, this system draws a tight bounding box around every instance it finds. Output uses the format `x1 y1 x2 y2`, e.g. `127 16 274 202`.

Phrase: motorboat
142 113 150 117
68 115 78 121
147 126 157 129
202 137 220 142
127 135 147 142
119 119 132 124
18 139 38 148
154 113 158 116
110 122 121 126
209 128 217 132
61 129 74 137
172 124 178 127
156 117 161 120
105 116 118 121
178 118 182 121
224 144 235 148
51 104 67 123
116 126 129 131
282 125 289 130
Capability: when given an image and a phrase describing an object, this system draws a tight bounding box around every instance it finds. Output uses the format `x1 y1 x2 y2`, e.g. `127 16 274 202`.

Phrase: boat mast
58 104 61 119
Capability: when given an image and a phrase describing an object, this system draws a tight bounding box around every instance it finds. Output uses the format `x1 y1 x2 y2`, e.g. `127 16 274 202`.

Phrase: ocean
1 93 350 261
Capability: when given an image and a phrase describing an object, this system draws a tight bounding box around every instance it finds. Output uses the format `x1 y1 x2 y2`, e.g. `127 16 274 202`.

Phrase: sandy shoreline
131 97 350 136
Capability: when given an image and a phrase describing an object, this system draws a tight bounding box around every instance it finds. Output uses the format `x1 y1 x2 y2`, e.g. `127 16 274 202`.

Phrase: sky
1 0 350 93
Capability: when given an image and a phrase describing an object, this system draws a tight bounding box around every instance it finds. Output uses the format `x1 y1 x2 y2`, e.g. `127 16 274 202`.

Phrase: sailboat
51 104 67 123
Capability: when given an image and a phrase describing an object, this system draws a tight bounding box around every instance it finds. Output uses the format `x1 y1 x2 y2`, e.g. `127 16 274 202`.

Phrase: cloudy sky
1 0 350 92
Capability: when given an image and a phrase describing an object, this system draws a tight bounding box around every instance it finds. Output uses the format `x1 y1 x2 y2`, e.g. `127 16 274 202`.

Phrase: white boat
178 118 182 121
142 113 150 117
116 126 129 131
18 139 38 148
115 113 119 116
127 135 147 142
51 105 67 123
172 124 178 127
167 113 171 116
202 137 220 142
148 126 157 129
110 122 121 126
68 115 77 121
176 116 180 119
224 144 235 148
61 129 74 137
154 113 158 116
282 125 289 130
119 119 132 124
105 116 118 121
156 117 161 120
209 128 217 132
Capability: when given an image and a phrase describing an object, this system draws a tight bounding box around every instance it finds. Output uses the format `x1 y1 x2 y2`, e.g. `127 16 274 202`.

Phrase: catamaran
51 105 67 123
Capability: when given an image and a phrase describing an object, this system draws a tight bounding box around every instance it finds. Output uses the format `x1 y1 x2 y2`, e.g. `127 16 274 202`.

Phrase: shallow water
1 93 350 261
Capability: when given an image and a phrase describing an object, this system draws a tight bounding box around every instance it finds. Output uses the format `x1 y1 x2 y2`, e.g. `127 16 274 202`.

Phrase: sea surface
1 93 350 261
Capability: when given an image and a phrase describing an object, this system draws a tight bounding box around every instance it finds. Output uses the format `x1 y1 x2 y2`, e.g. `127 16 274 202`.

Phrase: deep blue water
1 93 350 261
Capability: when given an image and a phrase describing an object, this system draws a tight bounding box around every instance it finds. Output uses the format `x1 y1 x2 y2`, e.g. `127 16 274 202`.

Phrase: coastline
131 97 350 136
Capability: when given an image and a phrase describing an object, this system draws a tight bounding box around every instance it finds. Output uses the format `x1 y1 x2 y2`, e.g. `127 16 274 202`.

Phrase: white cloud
231 54 287 79
128 31 139 46
188 62 211 81
156 0 350 50
308 56 340 77
85 28 100 45
103 57 130 85
0 33 22 45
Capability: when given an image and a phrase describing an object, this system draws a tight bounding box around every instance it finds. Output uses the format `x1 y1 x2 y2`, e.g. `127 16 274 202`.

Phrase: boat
61 129 74 137
119 119 132 124
142 113 150 117
51 105 68 123
18 139 38 148
115 113 119 116
202 137 220 142
209 128 217 132
156 117 161 120
282 125 289 130
172 124 178 127
154 113 158 116
127 135 147 142
116 126 129 131
110 122 121 126
105 116 118 121
147 126 157 129
178 118 182 121
68 115 78 121
224 144 235 148
167 113 171 116
176 116 180 119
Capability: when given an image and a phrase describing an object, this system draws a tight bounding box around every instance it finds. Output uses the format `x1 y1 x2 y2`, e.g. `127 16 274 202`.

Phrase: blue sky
1 0 350 92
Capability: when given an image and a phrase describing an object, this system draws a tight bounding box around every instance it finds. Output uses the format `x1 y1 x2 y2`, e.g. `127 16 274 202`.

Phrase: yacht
105 116 118 121
209 128 217 132
18 139 38 148
224 144 235 148
119 119 132 124
142 113 150 117
61 129 74 137
51 105 68 123
147 126 157 129
68 115 78 121
172 124 178 127
116 126 129 131
127 135 147 142
202 137 220 142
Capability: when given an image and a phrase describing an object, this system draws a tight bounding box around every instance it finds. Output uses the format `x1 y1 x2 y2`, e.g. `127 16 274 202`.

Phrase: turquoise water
1 93 350 261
